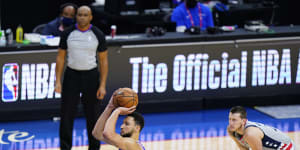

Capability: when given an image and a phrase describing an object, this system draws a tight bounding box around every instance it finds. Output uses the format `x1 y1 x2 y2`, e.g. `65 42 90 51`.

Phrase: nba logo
2 63 19 102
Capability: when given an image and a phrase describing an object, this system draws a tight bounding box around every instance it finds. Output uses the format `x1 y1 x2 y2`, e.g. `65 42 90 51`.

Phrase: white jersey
234 121 294 150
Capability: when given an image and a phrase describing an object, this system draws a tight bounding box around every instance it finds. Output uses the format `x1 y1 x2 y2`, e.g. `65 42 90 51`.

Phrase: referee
55 5 108 150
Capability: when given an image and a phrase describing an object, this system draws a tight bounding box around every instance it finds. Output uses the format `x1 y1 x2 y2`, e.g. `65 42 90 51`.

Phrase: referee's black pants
60 67 102 150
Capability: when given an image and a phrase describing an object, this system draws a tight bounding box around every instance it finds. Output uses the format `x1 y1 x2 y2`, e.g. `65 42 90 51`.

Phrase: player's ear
242 118 247 125
135 125 141 132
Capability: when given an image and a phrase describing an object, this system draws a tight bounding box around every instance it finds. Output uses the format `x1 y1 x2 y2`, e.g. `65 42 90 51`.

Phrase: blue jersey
171 2 214 30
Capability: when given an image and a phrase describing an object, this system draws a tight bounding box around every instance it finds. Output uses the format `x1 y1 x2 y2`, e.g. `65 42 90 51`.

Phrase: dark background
1 0 300 35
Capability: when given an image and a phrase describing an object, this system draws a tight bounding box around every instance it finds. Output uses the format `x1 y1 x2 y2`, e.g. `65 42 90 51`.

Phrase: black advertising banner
110 38 300 102
1 37 300 112
0 49 59 111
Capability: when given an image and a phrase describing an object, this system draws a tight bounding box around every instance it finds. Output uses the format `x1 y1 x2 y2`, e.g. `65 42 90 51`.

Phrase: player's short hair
230 106 247 119
127 112 144 131
59 3 78 14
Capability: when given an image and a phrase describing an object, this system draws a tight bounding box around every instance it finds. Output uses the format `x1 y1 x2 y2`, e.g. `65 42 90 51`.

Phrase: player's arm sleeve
92 26 107 52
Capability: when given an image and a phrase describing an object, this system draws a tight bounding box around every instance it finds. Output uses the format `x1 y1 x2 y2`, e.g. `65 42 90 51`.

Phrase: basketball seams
116 94 136 107
119 97 134 107
116 95 135 98
113 88 138 108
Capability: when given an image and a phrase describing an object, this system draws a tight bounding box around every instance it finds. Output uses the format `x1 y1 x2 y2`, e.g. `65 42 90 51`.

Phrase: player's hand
227 125 234 137
117 106 136 115
107 88 122 109
55 82 62 93
97 86 106 100
107 94 116 109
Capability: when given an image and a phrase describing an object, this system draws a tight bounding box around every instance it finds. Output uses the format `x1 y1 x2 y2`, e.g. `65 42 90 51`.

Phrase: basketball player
92 93 145 150
227 106 295 150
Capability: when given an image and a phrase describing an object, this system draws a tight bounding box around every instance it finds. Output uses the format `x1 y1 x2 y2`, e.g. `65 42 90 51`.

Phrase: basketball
113 88 138 108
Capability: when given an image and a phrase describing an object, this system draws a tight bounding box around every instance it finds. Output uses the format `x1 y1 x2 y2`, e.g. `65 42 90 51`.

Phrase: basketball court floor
0 107 299 150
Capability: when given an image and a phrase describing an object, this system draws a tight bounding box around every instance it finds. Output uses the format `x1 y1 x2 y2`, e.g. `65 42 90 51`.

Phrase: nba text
1 63 60 102
130 49 300 93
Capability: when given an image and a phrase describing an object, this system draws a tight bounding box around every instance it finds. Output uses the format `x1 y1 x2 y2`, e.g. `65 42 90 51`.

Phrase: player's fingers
102 89 106 95
126 106 135 111
97 92 104 100
123 108 135 114
96 90 100 97
129 109 136 113
55 86 61 93
98 95 104 100
54 89 59 93
128 106 136 111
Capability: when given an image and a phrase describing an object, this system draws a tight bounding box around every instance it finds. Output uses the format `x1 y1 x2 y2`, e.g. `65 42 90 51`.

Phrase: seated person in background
171 0 214 32
42 3 77 36
172 0 183 6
